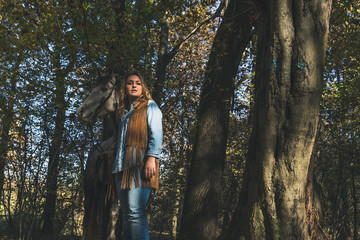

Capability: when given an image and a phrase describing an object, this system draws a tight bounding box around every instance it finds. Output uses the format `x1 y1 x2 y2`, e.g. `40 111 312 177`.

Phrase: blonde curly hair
116 72 153 120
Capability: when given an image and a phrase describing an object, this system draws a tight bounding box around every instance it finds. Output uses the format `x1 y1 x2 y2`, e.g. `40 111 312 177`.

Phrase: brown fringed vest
121 100 159 191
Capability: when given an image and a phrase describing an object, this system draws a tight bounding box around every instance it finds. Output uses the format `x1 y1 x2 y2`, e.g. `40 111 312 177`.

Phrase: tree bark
222 0 332 239
40 51 66 239
178 1 253 239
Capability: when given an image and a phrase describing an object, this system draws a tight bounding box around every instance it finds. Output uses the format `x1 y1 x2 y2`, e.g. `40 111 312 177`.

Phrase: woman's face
125 74 143 103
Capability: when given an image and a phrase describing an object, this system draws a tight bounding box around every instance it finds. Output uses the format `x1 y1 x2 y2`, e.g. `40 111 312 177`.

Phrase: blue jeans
115 172 151 240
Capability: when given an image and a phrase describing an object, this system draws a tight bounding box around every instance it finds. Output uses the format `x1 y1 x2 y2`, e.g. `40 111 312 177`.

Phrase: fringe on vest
120 100 159 191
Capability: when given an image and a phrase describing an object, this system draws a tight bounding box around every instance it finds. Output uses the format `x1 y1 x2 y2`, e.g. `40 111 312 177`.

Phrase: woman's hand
144 156 156 180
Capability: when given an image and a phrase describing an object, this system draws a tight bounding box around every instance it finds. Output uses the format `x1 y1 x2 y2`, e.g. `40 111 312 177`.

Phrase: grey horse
77 75 121 240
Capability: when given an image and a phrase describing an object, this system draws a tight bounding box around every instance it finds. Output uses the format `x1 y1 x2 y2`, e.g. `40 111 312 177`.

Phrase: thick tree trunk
40 52 66 239
178 1 253 239
222 0 332 239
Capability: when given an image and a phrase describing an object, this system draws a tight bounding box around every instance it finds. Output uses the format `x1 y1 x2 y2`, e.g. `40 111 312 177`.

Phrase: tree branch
166 0 227 61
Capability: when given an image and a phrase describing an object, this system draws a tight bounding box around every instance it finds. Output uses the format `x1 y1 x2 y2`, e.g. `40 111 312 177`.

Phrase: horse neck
102 112 117 141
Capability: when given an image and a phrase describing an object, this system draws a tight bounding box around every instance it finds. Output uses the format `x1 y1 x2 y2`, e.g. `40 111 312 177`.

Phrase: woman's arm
144 101 162 179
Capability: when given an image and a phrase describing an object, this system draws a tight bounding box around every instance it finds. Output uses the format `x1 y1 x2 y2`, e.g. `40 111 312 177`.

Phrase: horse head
77 74 118 123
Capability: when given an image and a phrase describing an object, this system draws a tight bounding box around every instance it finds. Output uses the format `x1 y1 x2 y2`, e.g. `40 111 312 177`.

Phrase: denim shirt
112 100 163 173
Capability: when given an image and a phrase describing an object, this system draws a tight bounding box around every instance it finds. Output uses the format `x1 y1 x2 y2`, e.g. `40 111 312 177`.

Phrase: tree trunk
40 51 66 239
351 164 358 240
109 0 126 75
178 1 253 239
171 175 181 239
222 0 332 239
0 57 19 198
152 19 169 104
305 141 325 239
17 117 30 239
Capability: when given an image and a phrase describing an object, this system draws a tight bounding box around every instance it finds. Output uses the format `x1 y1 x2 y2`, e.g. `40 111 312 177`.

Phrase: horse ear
111 71 116 84
96 68 102 84
96 68 110 84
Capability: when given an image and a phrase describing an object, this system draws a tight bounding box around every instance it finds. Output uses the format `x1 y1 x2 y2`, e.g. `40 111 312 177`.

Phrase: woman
112 72 162 240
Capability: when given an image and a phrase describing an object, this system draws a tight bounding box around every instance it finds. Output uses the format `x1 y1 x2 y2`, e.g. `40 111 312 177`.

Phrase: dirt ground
0 231 173 240
149 231 174 240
